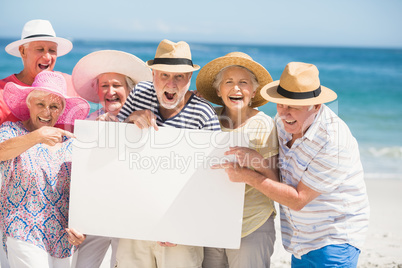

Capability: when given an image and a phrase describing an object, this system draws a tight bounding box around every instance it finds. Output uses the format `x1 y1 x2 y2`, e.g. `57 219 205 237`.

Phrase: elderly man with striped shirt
114 39 220 268
214 62 369 267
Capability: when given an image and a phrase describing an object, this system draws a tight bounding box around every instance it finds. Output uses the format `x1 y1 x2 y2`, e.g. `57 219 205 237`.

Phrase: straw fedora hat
72 50 152 103
146 39 200 73
261 62 337 106
196 52 273 108
5 19 73 57
4 71 90 125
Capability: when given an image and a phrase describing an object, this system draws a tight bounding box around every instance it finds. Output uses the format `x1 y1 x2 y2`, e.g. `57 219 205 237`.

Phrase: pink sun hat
4 71 90 125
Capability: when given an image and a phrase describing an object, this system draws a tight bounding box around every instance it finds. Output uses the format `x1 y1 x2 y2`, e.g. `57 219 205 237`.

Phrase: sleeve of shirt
301 142 352 194
260 124 279 159
247 113 278 159
0 91 10 125
202 113 221 131
0 122 18 175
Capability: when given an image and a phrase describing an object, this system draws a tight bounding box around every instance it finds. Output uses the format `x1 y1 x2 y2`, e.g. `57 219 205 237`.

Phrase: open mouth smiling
164 92 176 101
285 119 297 125
228 95 243 101
38 116 51 123
106 96 120 102
38 64 50 70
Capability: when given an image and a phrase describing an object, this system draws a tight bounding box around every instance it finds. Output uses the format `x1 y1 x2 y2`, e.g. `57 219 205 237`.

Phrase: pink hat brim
4 82 89 125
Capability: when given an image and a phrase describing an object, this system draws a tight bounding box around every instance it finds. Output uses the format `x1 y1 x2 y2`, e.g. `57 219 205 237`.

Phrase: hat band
23 34 55 39
277 84 321 99
152 58 194 66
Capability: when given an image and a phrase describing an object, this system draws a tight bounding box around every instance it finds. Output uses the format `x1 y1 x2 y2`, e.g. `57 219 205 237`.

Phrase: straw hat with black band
196 52 273 108
5 19 73 57
260 62 337 106
146 39 200 73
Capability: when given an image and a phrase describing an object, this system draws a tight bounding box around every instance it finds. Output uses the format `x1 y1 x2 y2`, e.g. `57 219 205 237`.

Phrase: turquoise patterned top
0 121 74 258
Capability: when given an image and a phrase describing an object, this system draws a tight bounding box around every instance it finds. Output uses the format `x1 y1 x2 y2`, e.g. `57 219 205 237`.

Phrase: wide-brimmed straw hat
5 19 73 57
72 50 152 103
146 39 200 73
261 62 337 106
196 52 273 108
4 71 90 125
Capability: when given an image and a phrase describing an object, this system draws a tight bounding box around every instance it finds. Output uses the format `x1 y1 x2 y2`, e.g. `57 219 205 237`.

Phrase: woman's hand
0 126 75 161
66 228 86 246
157 241 177 247
35 126 75 146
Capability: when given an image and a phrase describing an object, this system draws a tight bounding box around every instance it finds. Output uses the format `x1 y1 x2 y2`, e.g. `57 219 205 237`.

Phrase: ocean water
0 38 401 180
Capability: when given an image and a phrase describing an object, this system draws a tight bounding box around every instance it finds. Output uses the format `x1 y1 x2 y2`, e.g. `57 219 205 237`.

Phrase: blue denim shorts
291 243 361 268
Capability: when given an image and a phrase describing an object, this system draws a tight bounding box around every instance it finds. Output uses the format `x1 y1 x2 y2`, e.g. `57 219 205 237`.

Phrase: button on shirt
276 104 369 259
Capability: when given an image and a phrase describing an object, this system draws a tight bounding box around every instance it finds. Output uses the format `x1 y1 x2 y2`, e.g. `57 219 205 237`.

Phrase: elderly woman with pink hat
196 52 279 268
70 50 152 268
0 71 90 268
0 19 77 128
72 50 152 122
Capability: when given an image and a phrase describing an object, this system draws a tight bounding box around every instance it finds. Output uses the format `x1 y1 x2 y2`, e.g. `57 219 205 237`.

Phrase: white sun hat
5 19 73 57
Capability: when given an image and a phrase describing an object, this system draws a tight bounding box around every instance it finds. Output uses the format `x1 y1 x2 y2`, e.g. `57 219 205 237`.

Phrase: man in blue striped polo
214 62 369 267
115 39 220 268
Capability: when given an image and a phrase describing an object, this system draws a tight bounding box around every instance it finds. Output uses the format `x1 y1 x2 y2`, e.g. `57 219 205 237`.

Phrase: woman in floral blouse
0 71 89 268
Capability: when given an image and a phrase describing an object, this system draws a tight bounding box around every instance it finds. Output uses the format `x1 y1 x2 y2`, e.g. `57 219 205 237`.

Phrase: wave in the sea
361 146 402 180
366 146 402 158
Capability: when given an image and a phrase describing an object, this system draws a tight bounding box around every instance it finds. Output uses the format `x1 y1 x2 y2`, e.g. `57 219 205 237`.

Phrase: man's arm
212 163 320 211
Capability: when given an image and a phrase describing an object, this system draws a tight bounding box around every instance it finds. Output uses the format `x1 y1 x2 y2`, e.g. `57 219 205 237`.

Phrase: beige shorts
115 239 203 268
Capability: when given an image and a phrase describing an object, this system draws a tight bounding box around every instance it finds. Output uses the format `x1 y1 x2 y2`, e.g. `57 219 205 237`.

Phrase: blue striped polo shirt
276 104 370 259
118 81 220 131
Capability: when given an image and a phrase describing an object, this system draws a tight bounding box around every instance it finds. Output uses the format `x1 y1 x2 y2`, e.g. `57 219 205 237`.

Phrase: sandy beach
96 179 402 268
270 179 402 268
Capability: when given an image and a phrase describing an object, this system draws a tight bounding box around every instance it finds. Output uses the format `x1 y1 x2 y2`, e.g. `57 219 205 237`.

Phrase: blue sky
0 0 401 48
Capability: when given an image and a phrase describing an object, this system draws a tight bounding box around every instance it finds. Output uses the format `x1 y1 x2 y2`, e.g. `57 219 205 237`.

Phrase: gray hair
212 65 259 93
92 75 136 93
26 90 66 114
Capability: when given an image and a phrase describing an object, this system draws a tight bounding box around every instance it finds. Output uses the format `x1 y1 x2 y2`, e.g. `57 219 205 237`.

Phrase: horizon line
0 36 401 50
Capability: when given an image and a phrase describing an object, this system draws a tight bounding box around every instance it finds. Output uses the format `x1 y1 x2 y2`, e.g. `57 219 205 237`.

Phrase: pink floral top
0 121 74 258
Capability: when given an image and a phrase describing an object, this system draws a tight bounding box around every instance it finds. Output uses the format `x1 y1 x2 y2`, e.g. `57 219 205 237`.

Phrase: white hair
92 74 136 93
213 65 259 93
26 90 66 114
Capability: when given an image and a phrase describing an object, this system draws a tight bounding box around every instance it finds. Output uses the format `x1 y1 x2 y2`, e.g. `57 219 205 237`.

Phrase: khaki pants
203 215 276 268
115 239 203 268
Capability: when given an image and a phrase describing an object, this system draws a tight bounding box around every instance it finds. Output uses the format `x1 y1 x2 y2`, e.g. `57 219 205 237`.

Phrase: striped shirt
118 81 220 131
276 104 369 259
